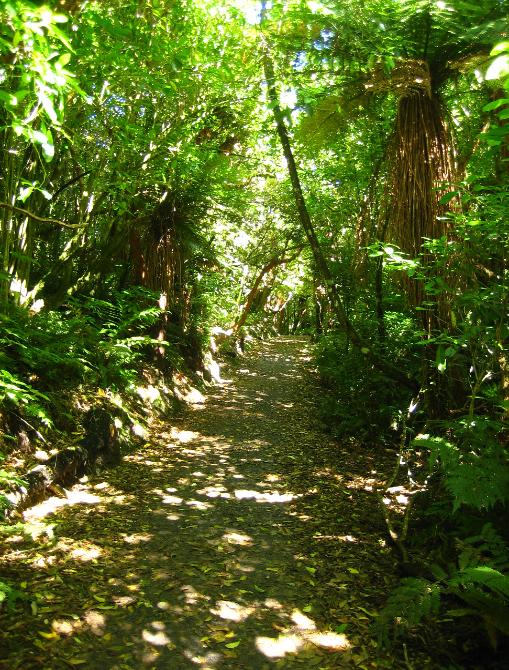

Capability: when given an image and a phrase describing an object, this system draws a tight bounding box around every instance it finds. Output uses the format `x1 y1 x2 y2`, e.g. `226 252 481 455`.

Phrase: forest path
1 337 410 669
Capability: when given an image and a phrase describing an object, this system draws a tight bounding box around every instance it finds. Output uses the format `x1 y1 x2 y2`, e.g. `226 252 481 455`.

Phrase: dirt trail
0 337 421 669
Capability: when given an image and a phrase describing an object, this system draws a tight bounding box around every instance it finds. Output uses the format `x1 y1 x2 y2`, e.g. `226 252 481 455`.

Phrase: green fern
459 524 509 572
379 566 509 645
448 567 509 637
0 579 27 610
450 566 509 600
413 434 509 511
377 577 441 643
447 457 509 512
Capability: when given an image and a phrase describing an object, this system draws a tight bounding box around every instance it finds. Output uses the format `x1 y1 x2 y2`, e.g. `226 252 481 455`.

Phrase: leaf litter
0 337 436 669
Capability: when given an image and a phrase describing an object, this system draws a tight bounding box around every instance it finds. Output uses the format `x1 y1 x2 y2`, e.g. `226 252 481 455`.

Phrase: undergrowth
314 180 509 664
0 285 204 609
315 311 421 440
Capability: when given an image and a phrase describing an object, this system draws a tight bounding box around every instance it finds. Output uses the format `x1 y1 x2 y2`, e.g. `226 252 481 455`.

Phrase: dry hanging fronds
364 59 432 98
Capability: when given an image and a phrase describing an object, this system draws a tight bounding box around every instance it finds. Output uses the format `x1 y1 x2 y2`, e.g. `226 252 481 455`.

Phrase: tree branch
0 202 83 229
52 170 94 200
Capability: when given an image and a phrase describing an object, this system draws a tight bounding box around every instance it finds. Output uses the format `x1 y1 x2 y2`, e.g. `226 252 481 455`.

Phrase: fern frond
461 524 509 572
450 566 509 599
377 577 441 643
448 567 509 636
447 457 509 512
413 434 509 510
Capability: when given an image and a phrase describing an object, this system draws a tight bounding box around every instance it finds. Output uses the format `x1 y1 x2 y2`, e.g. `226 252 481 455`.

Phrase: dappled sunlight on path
0 338 400 669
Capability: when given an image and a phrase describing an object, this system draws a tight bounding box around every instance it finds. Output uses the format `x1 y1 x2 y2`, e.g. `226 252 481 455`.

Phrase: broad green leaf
486 55 509 81
490 41 509 56
483 98 509 112
38 93 58 123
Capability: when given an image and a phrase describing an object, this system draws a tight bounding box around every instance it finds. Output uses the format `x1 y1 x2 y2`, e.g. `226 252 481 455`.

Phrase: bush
315 312 421 440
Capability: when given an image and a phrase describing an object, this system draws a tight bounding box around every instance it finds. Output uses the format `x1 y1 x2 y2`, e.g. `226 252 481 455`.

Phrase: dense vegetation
1 0 508 664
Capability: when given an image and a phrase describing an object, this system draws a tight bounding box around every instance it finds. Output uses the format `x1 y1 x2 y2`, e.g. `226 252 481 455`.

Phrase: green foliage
315 312 420 439
379 560 509 646
0 454 25 514
0 369 51 426
0 579 26 610
0 287 169 441
379 524 509 643
377 577 441 644
457 523 509 573
484 40 509 147
450 566 509 600
75 290 175 389
414 416 509 512
0 0 80 159
0 2 507 663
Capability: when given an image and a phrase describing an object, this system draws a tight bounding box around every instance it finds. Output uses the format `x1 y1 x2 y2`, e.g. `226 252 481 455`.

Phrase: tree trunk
262 49 358 343
232 246 303 335
262 39 418 392
386 84 455 331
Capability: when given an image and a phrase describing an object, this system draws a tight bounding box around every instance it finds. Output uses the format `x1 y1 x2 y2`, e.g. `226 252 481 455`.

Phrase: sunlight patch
186 499 212 510
122 533 152 545
32 554 56 568
142 629 172 646
198 485 230 499
162 495 184 505
70 545 102 561
113 595 136 607
137 384 160 403
256 633 303 658
84 610 106 636
264 474 280 483
170 428 199 443
212 600 254 622
346 476 378 492
264 598 284 610
51 619 77 636
23 496 69 520
67 488 103 504
223 531 252 546
306 631 350 650
17 519 55 540
234 489 297 503
93 481 111 491
184 651 222 668
182 585 209 605
132 423 147 438
291 609 316 631
178 387 205 404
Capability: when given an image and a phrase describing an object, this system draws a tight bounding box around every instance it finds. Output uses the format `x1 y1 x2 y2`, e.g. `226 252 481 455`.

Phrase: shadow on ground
0 338 411 669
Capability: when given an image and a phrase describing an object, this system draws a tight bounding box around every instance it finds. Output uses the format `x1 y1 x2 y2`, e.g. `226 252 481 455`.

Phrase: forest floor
1 337 442 669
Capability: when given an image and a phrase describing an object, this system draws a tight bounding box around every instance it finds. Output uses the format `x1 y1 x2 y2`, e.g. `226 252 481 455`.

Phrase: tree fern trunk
387 83 457 413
